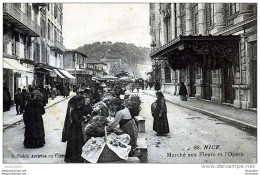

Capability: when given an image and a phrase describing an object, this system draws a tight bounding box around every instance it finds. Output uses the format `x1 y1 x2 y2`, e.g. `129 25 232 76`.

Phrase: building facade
3 3 43 100
64 50 90 85
86 62 108 78
3 3 67 102
34 3 66 88
149 3 257 109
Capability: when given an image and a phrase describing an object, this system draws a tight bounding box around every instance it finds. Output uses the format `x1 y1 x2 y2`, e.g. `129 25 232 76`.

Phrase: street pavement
143 89 257 132
3 97 71 163
138 92 257 163
3 92 76 130
2 90 257 164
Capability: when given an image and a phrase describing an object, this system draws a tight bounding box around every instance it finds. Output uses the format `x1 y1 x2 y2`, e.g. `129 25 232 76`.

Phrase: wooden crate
136 138 148 163
135 116 145 133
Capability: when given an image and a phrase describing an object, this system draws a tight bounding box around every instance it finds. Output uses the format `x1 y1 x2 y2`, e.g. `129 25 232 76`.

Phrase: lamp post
74 68 77 85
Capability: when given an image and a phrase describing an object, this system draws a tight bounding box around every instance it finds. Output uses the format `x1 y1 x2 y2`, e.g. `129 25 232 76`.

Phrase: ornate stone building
149 3 257 109
34 3 66 88
3 3 67 102
3 3 44 100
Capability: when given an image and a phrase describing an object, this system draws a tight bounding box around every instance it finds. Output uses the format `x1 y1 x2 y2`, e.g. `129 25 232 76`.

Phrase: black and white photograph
1 1 258 174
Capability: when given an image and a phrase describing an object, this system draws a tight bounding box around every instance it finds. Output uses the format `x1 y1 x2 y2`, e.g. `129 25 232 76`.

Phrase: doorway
189 66 196 97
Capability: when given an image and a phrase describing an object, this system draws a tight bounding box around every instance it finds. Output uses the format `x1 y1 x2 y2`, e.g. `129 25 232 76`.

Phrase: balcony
50 40 66 53
3 3 41 37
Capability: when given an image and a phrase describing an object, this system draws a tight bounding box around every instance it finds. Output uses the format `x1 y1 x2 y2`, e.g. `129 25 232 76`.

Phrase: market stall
62 82 143 163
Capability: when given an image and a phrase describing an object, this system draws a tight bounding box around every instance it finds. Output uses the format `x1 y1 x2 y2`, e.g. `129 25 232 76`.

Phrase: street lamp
74 67 77 85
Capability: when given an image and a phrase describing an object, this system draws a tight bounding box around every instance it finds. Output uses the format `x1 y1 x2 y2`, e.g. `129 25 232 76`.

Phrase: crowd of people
61 81 138 163
3 78 191 162
3 82 71 114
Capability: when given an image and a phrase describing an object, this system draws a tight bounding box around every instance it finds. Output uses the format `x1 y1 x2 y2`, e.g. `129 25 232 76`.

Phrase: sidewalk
3 92 76 130
143 89 257 132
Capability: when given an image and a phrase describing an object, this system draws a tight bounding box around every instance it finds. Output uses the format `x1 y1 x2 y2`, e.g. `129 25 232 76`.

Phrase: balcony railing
3 3 41 37
51 40 65 53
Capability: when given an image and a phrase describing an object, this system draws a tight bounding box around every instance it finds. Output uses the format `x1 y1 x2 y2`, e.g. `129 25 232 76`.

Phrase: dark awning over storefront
150 35 240 70
34 63 57 77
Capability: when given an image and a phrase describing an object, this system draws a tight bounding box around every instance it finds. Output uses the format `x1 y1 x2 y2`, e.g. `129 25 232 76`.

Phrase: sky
63 3 151 50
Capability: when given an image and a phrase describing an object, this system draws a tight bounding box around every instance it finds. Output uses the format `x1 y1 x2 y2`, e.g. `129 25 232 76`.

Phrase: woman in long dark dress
62 95 87 163
179 82 188 101
3 86 11 112
152 92 169 136
23 92 46 148
154 81 161 91
62 84 70 98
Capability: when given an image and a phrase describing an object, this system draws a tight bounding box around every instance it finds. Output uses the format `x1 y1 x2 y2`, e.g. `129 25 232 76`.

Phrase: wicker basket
97 144 122 163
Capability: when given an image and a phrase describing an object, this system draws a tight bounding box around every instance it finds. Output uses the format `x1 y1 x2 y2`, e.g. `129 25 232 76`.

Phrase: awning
54 69 65 79
34 67 52 71
58 69 76 79
150 35 240 70
3 58 33 72
4 61 16 70
67 69 93 75
100 76 119 80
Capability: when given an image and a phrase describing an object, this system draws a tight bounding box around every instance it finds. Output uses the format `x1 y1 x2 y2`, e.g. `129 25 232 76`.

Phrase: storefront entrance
189 66 196 97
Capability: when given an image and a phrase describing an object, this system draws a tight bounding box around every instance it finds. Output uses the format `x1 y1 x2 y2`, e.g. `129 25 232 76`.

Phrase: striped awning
54 69 65 79
3 57 33 72
58 69 75 79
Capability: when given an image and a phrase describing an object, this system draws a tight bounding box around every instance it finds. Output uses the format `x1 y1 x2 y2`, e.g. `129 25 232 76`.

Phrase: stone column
214 3 226 32
171 3 176 39
198 3 206 35
235 3 255 24
185 3 193 35
176 3 182 36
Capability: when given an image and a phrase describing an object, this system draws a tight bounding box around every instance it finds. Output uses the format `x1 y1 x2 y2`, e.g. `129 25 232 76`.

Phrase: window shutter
206 3 211 28
28 4 32 18
192 5 198 35
181 14 186 35
54 5 57 18
225 3 230 17
41 41 46 63
61 14 63 25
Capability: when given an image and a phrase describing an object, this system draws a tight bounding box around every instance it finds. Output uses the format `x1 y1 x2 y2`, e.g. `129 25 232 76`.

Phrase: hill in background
76 41 151 78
